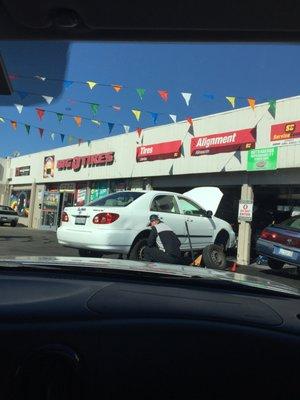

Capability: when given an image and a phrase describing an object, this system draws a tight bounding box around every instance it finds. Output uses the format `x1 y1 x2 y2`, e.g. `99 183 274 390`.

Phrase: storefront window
89 181 109 203
75 182 88 207
10 190 31 217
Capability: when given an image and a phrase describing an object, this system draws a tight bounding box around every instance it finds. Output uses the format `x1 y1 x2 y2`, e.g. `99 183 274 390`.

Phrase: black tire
11 220 17 227
202 244 227 270
78 249 103 258
129 238 148 260
268 259 284 270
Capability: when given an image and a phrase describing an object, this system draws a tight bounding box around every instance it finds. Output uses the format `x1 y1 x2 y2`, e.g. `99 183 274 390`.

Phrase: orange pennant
113 85 122 92
74 116 82 127
158 90 169 101
247 98 256 110
11 120 17 130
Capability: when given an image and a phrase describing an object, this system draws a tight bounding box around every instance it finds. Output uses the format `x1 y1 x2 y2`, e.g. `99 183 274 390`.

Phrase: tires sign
238 201 253 222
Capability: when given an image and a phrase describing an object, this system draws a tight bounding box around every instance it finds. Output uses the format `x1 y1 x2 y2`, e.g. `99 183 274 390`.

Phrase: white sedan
57 188 236 259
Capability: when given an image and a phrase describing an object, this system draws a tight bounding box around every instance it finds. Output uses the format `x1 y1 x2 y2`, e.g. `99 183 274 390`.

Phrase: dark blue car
256 215 300 270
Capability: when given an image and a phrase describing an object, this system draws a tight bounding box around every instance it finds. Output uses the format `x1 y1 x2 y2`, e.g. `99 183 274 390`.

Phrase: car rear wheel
78 249 103 258
11 220 17 227
129 238 148 261
268 259 284 270
202 244 227 270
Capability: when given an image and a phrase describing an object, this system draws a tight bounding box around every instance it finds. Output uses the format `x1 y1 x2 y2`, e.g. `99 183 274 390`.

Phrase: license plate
278 248 294 258
75 216 86 225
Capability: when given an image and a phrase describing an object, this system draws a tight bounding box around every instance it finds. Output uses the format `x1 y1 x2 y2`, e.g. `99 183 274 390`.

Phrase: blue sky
0 41 300 157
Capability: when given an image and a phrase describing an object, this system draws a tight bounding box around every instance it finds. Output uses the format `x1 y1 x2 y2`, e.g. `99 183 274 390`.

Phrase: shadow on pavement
0 236 32 242
261 267 300 281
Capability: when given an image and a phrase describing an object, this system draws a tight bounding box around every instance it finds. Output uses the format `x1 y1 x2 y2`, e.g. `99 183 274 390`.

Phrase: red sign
270 120 300 142
57 152 114 172
136 140 182 162
191 128 256 156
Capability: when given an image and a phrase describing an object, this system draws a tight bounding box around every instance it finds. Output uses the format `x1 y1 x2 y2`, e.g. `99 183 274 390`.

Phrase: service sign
270 120 300 146
57 152 114 172
136 140 182 162
191 128 256 156
238 200 253 222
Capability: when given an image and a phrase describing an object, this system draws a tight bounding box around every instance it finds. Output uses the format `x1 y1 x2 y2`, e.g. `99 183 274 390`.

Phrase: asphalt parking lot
0 226 299 290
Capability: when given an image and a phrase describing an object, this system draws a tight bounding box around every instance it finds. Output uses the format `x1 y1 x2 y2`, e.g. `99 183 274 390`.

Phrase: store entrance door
57 192 75 228
40 192 60 231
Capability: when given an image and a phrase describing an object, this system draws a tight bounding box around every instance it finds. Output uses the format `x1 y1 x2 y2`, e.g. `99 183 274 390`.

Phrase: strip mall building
1 95 300 262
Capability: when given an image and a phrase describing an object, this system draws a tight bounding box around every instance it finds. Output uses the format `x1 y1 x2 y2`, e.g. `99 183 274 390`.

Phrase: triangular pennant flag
63 80 73 89
132 109 141 121
60 134 65 143
108 123 114 135
86 81 97 90
90 103 99 116
91 119 101 126
234 150 241 163
150 112 158 124
74 116 82 127
226 96 236 108
14 104 23 114
68 135 74 144
87 140 91 146
113 85 122 92
56 113 64 122
158 90 169 102
16 91 28 100
169 114 177 123
36 108 45 120
113 105 121 111
247 98 256 110
221 166 226 172
0 117 5 123
42 95 54 105
187 117 194 135
25 124 30 135
268 100 276 118
123 125 130 133
181 144 185 157
35 75 46 81
50 133 55 141
38 128 44 139
11 121 17 130
187 116 193 125
137 127 142 138
203 93 215 100
78 138 83 146
181 92 192 106
169 165 174 175
136 88 146 100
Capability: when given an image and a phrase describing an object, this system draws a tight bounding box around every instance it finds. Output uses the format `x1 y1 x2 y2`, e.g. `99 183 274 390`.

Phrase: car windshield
0 40 299 297
88 192 144 207
277 216 300 231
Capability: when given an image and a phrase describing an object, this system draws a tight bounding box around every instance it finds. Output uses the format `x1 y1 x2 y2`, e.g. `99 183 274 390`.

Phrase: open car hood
0 256 299 297
183 187 223 215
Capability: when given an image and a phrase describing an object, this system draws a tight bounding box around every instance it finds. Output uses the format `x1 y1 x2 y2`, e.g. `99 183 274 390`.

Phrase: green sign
247 147 278 171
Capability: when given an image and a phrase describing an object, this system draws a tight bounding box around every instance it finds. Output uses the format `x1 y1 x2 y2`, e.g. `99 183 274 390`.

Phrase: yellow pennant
226 96 236 108
91 119 101 126
247 98 256 110
74 116 82 127
132 109 141 121
86 81 97 90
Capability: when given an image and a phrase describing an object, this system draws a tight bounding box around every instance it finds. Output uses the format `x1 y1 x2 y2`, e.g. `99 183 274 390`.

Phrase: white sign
238 200 253 222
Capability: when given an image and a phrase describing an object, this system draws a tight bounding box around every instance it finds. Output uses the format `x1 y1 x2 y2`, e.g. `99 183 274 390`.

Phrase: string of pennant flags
12 89 179 124
8 72 278 112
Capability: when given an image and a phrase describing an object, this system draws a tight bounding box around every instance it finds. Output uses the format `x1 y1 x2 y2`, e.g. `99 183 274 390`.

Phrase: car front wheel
268 259 284 270
129 238 148 261
11 220 17 227
202 244 227 270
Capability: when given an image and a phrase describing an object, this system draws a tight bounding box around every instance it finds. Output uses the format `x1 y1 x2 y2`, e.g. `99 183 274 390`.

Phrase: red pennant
158 90 169 101
187 116 193 125
36 108 45 120
38 128 44 138
137 127 142 138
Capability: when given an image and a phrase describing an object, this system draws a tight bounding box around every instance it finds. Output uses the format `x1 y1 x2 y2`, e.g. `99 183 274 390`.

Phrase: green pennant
169 165 174 175
87 140 91 146
56 113 64 122
90 103 100 116
25 124 30 135
136 88 146 100
268 100 276 119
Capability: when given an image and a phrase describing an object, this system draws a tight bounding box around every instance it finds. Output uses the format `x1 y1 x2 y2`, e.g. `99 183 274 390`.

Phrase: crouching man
144 214 184 265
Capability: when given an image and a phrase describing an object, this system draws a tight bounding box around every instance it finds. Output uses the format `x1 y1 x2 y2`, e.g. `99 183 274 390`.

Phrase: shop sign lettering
270 120 300 146
136 140 182 162
57 152 114 172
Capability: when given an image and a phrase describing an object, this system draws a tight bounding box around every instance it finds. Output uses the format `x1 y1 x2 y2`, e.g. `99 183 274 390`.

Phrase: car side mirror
206 210 213 218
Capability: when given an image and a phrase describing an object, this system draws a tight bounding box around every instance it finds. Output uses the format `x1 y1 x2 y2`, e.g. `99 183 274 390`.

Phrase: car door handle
186 218 194 222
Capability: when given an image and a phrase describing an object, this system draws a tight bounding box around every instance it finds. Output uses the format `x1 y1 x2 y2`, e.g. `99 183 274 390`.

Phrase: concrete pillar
237 184 254 266
27 181 36 229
